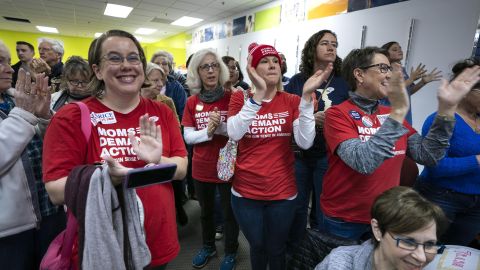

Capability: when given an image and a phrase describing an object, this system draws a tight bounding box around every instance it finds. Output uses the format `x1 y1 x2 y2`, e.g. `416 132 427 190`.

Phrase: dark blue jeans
231 195 296 270
0 210 66 270
194 180 239 253
415 181 480 245
322 213 371 241
290 156 328 245
214 187 224 228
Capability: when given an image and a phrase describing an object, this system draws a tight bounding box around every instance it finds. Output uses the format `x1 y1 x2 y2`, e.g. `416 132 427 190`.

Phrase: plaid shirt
0 93 58 217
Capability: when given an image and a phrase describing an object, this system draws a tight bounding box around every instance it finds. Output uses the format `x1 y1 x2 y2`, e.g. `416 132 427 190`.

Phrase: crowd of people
0 27 479 270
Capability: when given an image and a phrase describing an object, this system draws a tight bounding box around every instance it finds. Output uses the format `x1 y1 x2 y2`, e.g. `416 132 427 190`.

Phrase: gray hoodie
0 89 49 237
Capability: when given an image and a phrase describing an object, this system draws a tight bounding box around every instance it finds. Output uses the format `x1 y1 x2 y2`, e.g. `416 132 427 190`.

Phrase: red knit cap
248 42 282 68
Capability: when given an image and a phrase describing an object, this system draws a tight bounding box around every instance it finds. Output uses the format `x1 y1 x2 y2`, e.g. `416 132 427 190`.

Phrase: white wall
189 0 480 131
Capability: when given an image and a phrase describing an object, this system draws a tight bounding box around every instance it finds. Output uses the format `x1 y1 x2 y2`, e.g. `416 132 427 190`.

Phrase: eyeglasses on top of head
102 53 142 65
360 63 392 74
199 62 220 71
388 232 445 255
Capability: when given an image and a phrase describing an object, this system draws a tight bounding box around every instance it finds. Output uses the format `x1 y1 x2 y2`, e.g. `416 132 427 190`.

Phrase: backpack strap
74 102 91 142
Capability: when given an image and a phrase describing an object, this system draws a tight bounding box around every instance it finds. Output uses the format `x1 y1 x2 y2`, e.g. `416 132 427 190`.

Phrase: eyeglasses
227 65 238 71
149 79 164 86
102 53 142 65
360 63 392 74
0 57 11 67
388 232 445 255
68 80 89 87
38 47 53 52
199 62 220 71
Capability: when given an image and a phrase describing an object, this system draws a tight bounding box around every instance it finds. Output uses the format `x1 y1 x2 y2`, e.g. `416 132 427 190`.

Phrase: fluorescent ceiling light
135 28 156 35
134 36 144 42
104 3 133 18
36 26 58 33
94 32 103 38
171 16 203 27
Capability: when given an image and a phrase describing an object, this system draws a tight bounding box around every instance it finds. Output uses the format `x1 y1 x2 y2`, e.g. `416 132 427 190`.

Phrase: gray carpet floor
167 199 252 270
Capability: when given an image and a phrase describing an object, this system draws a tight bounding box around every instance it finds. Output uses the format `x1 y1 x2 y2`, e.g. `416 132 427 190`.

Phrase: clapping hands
14 68 51 119
207 107 221 137
437 65 480 115
303 63 333 102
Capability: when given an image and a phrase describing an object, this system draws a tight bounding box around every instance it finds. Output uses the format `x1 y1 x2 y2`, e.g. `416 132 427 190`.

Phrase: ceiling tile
136 2 169 13
171 1 203 11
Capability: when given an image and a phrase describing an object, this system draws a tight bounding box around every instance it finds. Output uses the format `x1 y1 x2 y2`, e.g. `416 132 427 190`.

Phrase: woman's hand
409 63 427 81
387 63 410 121
421 68 442 84
14 68 52 119
302 63 333 102
103 155 131 186
129 114 163 164
314 111 326 130
207 107 220 137
246 56 267 103
29 58 51 76
140 86 159 100
437 65 480 116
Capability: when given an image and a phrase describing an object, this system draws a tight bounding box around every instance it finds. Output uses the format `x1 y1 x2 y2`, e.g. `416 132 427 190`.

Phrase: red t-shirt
43 97 187 266
182 92 231 183
227 90 300 200
321 100 416 223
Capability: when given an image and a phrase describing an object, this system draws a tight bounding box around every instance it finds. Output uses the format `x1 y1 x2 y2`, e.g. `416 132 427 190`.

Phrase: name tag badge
196 102 204 112
362 116 373 128
90 111 117 125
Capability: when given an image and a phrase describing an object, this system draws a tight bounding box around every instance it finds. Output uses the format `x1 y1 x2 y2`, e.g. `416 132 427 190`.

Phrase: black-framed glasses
388 232 445 255
102 53 142 65
0 57 11 67
227 65 238 71
199 62 220 71
68 80 89 87
360 63 392 74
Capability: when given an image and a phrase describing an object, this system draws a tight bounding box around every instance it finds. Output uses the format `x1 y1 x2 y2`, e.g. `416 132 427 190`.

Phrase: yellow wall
0 29 189 67
145 32 191 69
0 30 94 63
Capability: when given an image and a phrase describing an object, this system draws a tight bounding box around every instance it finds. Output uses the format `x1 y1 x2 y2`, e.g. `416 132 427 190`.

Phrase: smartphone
124 163 177 189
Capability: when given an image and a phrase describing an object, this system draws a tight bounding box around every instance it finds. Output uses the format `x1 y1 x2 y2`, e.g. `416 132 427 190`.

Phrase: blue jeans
322 213 371 241
214 187 224 228
231 195 296 270
194 180 239 253
0 210 66 270
289 156 328 245
415 181 480 245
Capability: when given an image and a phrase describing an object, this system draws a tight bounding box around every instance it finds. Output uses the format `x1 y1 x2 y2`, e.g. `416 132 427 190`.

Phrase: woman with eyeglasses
50 56 92 112
43 30 188 270
316 186 448 270
415 58 480 246
227 42 327 270
183 49 240 270
319 46 480 241
379 41 441 124
222 56 249 91
141 62 178 120
151 51 187 120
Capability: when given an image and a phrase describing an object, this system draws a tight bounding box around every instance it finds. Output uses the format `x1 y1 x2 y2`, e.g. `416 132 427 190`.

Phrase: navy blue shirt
285 72 350 158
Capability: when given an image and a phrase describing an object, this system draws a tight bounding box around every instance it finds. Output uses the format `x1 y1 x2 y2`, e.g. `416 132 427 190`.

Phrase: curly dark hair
300 29 342 77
